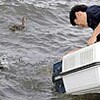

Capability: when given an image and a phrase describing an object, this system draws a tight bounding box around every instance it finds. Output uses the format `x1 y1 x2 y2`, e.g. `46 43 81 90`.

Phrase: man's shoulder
86 5 100 16
87 5 100 11
89 5 100 8
86 5 100 30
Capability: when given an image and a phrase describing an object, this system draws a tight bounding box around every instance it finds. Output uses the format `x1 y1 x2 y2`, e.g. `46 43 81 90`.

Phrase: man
52 5 100 93
70 5 100 45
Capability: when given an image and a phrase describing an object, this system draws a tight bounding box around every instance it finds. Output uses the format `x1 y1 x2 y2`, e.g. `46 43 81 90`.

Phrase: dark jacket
86 5 100 41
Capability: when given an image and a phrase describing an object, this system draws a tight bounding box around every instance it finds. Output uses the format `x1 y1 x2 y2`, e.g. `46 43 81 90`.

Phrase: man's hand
87 36 97 45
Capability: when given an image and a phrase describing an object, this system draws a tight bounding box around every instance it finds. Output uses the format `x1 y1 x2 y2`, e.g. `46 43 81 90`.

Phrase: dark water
0 0 99 100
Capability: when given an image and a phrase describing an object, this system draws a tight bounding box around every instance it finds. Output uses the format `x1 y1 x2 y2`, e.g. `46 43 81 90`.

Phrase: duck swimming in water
9 17 27 32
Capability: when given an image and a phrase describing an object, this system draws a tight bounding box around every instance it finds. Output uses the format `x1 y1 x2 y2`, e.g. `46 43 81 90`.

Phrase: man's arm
87 23 100 45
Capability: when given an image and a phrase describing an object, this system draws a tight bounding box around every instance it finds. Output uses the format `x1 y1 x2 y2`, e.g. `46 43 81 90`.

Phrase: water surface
0 0 99 100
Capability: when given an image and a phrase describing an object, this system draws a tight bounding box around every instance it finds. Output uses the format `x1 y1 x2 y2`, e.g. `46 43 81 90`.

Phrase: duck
9 17 27 32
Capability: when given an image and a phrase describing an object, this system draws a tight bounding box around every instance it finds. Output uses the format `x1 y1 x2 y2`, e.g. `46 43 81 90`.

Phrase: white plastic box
62 42 100 95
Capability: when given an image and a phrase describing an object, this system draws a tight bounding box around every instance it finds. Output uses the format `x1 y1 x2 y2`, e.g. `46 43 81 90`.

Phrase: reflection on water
0 0 99 100
51 93 100 100
72 93 100 100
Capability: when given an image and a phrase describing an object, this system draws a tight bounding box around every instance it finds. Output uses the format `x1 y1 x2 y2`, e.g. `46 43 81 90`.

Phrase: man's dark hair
69 5 88 26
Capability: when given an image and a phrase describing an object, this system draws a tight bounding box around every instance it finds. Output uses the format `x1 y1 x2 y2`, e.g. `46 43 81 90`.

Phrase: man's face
74 11 87 27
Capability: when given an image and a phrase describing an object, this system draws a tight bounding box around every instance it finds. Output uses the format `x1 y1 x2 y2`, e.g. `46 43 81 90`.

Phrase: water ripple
0 0 99 100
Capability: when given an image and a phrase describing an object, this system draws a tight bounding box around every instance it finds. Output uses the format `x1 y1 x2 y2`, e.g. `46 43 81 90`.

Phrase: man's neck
84 12 88 27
